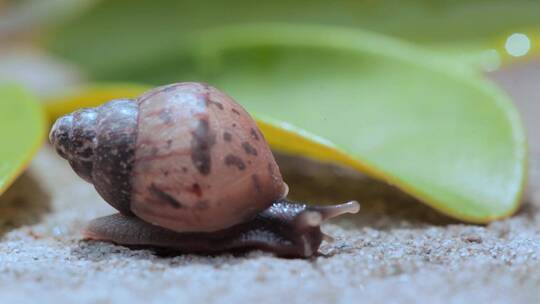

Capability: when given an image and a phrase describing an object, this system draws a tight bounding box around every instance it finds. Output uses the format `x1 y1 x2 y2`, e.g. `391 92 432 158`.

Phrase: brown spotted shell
49 82 287 233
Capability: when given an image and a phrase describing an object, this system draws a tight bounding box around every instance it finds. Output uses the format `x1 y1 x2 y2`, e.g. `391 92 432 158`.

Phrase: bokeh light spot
505 33 531 57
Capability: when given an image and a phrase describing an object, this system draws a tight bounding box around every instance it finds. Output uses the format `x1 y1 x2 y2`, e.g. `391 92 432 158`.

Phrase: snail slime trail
50 82 360 258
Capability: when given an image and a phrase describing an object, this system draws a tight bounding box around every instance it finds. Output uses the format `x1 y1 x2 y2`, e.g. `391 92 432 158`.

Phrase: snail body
86 199 359 257
50 82 359 258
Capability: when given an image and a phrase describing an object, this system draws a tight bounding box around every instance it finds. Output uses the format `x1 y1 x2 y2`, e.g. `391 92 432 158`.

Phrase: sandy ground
1 61 540 304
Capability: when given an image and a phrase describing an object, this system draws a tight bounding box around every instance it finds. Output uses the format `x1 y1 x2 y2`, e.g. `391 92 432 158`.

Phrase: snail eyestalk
312 200 360 221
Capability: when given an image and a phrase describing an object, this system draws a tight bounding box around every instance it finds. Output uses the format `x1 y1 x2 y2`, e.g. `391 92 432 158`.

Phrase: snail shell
50 83 288 232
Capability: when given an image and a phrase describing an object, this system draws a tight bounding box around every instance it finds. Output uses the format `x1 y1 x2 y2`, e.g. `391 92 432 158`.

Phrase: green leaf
45 25 527 223
45 0 540 79
193 25 527 222
0 84 46 196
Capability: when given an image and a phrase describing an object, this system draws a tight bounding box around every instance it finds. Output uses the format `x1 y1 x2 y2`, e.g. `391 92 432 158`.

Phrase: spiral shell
50 82 287 232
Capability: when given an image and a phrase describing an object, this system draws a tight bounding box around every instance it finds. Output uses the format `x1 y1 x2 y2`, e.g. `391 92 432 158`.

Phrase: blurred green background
1 0 540 88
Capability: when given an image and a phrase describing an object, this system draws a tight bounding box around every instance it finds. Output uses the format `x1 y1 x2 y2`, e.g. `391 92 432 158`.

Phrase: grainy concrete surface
0 60 539 304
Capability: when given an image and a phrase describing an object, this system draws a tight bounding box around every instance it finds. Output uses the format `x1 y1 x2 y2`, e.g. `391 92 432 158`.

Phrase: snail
49 82 360 258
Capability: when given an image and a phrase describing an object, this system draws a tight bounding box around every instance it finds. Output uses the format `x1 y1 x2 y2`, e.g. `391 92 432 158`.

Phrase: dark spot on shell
231 108 241 115
202 84 223 110
242 142 258 156
166 140 173 148
206 99 224 110
223 132 232 142
159 110 173 124
232 123 237 128
187 183 203 197
150 146 159 156
252 174 262 194
148 183 183 209
250 128 260 141
163 170 170 177
190 118 216 175
224 154 246 170
196 200 209 210
182 167 188 173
